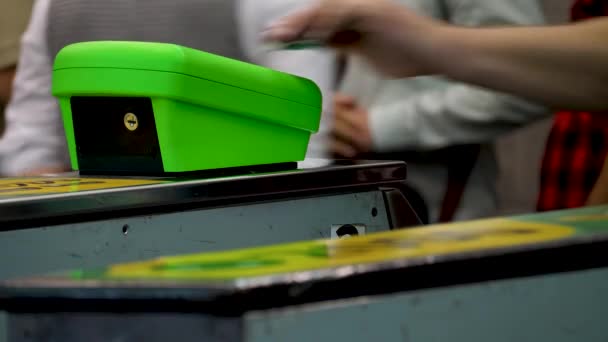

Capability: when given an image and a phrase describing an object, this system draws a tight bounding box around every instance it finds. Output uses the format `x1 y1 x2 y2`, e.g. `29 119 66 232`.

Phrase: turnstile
0 159 418 280
2 206 608 341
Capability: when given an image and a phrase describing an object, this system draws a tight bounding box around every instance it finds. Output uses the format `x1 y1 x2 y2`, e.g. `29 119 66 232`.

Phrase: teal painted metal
0 191 389 342
246 268 608 341
0 191 388 280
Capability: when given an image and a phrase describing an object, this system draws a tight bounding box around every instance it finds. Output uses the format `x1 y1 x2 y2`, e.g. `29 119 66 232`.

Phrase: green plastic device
52 41 322 175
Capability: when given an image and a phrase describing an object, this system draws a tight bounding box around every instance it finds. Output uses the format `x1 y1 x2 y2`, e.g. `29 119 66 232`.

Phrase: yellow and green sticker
0 177 163 197
86 217 575 282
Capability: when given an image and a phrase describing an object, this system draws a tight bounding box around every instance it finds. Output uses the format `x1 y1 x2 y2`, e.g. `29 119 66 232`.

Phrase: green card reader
52 41 322 175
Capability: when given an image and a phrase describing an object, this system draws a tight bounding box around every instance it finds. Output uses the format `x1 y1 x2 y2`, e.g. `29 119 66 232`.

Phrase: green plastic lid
53 41 322 108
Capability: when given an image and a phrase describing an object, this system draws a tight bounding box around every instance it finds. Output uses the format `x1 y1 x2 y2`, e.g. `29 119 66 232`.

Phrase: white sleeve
369 80 549 151
237 0 337 158
369 0 550 151
0 0 70 175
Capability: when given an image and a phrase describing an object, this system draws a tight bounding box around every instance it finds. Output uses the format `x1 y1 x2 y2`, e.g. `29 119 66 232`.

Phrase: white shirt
0 0 336 175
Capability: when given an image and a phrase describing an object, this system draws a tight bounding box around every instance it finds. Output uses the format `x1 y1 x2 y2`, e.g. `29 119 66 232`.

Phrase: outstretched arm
440 18 608 111
265 0 608 111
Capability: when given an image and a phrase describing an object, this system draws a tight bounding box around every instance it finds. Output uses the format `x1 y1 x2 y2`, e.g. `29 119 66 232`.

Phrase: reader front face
72 96 164 175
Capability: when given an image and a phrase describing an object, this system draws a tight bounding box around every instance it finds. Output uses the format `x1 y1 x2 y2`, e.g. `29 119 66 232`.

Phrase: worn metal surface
0 189 396 342
0 191 390 281
5 207 608 341
3 207 608 310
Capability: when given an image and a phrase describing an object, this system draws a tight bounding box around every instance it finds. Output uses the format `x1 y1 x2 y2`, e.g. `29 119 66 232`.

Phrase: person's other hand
262 0 443 78
331 93 372 158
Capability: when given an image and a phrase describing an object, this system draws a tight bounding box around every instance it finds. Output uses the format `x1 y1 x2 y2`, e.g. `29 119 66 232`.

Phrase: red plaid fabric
571 0 608 19
536 0 608 211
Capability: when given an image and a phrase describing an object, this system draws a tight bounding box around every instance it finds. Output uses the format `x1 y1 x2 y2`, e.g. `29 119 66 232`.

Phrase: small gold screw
124 113 138 131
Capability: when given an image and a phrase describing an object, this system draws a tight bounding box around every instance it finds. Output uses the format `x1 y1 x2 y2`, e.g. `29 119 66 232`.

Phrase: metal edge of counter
0 161 407 231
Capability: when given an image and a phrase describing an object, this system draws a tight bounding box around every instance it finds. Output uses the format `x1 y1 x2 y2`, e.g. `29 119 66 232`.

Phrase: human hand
330 93 372 158
262 0 444 78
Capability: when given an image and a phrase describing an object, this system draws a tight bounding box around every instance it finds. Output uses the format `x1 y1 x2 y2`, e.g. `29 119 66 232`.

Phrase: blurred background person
0 0 336 176
332 0 547 223
0 0 33 136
